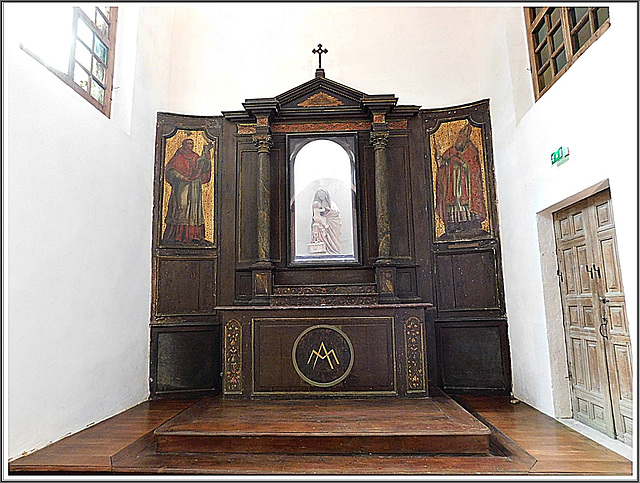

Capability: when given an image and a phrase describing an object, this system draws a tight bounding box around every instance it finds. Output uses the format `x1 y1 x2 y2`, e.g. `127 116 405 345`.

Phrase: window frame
525 7 610 100
20 6 118 117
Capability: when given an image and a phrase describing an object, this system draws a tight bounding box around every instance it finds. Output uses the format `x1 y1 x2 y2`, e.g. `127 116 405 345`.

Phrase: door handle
600 297 610 304
599 318 609 339
585 265 593 279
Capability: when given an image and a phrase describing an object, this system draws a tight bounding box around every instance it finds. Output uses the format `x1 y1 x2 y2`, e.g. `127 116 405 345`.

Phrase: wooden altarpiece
149 67 511 399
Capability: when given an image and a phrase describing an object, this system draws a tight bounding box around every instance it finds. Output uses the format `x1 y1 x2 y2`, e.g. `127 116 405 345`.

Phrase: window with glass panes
20 6 117 117
525 7 610 100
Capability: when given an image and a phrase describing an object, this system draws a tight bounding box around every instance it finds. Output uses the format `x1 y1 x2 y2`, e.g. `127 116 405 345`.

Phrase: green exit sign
551 146 570 166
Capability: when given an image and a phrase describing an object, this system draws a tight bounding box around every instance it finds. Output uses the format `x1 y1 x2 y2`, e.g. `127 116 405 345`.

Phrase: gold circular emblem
292 325 354 388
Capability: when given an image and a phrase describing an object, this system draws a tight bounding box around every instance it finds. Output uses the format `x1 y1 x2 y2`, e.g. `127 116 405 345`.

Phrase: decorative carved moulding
235 119 408 135
224 319 243 394
404 317 426 392
273 285 377 296
297 92 344 107
270 294 378 307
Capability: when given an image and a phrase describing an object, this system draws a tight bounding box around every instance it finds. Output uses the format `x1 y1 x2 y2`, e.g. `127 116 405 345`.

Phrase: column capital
370 130 390 150
253 134 273 153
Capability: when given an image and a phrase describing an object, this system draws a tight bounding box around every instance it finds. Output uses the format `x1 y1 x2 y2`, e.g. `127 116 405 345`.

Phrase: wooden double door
554 189 632 444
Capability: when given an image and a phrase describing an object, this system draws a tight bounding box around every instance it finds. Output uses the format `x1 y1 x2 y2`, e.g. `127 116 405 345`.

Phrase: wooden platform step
153 394 492 455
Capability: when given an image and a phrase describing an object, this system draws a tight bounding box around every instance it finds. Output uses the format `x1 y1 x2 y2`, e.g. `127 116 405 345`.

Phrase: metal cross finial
312 43 328 69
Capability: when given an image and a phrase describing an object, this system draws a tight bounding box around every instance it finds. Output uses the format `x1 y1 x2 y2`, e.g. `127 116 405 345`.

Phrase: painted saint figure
308 188 342 254
434 122 486 233
162 138 213 245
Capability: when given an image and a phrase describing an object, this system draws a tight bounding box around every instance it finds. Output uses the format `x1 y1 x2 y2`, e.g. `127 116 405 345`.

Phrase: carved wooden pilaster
224 319 243 394
404 316 426 393
371 130 391 262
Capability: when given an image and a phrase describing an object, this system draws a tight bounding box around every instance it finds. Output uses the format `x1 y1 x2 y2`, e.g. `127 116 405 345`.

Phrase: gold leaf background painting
429 119 489 239
162 129 216 244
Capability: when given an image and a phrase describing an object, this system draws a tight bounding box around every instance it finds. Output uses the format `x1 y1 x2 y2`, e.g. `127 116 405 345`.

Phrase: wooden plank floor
8 395 633 476
455 395 633 476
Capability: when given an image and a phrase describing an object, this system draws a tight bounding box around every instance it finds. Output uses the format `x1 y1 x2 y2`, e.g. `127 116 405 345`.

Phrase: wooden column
242 98 279 304
371 130 391 262
253 133 273 262
364 95 399 302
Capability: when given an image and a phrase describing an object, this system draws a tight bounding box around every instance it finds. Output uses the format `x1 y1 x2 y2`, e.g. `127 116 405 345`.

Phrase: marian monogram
307 342 340 369
292 325 354 388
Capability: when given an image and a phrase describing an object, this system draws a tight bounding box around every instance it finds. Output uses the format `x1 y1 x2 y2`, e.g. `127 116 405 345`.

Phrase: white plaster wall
4 5 177 460
490 4 638 415
165 5 504 114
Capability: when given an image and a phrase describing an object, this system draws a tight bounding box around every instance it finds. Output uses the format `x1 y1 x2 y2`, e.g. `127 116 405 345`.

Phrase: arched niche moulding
288 134 360 265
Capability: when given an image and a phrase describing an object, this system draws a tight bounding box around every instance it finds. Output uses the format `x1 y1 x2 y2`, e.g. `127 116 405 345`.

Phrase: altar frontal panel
252 317 396 395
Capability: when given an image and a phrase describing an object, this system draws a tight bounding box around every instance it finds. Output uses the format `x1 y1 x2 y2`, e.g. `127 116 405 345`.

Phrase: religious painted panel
160 129 216 247
429 119 491 242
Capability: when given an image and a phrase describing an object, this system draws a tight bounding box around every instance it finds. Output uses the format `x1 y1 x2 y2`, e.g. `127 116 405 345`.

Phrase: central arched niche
288 134 359 265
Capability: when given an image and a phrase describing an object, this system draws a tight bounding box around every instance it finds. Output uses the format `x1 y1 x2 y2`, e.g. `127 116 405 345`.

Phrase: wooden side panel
156 258 216 315
387 140 413 260
435 322 510 392
421 101 509 395
253 317 396 394
150 113 224 397
435 250 500 312
237 143 258 264
150 325 222 397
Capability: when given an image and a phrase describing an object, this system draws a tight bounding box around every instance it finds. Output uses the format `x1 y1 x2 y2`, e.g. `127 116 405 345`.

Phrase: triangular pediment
222 72 418 123
276 75 366 110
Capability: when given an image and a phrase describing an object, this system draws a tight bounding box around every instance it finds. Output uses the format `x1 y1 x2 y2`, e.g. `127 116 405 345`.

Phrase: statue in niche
434 122 486 234
162 138 213 245
308 188 342 254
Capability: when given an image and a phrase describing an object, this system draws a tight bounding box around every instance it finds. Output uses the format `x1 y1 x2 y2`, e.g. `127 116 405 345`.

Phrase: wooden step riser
155 434 490 455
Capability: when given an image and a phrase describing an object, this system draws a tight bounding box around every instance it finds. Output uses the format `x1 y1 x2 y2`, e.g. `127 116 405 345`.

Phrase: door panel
554 189 632 444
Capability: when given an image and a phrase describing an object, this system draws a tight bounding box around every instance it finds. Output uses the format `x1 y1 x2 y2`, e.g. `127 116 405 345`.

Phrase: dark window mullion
536 58 551 76
92 75 106 90
531 7 549 27
570 12 590 35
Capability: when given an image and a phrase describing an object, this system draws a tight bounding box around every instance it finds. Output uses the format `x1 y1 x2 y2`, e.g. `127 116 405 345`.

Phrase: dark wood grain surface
9 395 632 475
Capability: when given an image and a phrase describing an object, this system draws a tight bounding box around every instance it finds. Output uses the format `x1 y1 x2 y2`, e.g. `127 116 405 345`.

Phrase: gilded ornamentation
273 285 377 295
404 317 426 392
240 120 405 136
297 92 344 108
373 113 385 124
370 131 390 150
256 116 269 127
254 272 270 295
379 271 394 294
388 120 408 130
252 134 273 153
271 121 371 133
224 320 242 394
271 295 377 307
237 124 256 135
292 324 354 388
